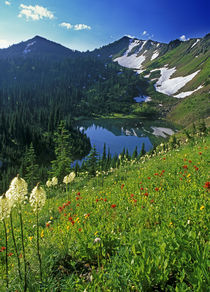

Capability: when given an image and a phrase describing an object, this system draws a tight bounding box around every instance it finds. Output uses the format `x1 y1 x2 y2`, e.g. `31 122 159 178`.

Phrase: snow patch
23 41 36 54
151 127 174 138
191 39 200 49
151 50 159 60
134 95 152 103
174 85 203 98
114 40 147 69
154 66 200 96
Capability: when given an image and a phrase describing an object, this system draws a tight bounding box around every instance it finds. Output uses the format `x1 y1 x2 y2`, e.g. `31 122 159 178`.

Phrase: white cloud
18 4 54 21
0 39 11 48
142 31 147 36
74 24 91 31
60 22 73 30
180 35 189 41
5 1 11 5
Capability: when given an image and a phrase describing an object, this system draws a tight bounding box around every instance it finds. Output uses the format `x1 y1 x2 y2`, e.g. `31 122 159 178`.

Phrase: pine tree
102 143 107 170
87 145 98 176
22 143 39 190
132 146 138 159
50 121 73 182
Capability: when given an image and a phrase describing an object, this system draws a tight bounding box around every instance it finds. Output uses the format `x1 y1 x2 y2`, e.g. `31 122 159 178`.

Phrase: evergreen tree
102 143 107 170
50 121 73 182
21 143 39 191
132 146 138 160
87 145 98 176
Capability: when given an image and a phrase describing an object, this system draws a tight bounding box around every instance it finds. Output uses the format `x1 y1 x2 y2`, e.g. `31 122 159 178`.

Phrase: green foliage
50 121 73 182
0 135 209 291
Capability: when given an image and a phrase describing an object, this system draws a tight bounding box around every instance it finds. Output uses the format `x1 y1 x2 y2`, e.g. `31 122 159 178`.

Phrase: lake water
75 118 176 162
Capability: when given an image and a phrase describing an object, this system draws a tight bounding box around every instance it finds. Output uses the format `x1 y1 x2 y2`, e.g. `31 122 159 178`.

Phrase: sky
0 0 209 51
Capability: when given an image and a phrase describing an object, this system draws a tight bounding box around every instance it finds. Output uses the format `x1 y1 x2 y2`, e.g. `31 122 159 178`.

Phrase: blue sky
0 0 209 51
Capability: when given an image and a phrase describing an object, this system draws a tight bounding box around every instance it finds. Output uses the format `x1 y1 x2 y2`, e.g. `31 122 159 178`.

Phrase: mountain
0 35 80 59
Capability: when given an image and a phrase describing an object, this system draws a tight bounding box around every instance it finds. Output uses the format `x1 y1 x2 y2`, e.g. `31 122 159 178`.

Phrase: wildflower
155 187 159 191
63 172 76 184
94 237 101 243
51 177 58 186
40 230 44 238
130 194 134 198
144 193 149 197
148 177 151 180
200 205 205 210
121 184 124 189
29 184 46 211
111 204 117 208
8 253 13 257
78 228 82 232
203 182 210 189
7 174 28 205
0 194 12 221
77 192 80 196
140 187 144 190
183 165 188 169
189 160 192 163
199 152 202 155
1 246 6 251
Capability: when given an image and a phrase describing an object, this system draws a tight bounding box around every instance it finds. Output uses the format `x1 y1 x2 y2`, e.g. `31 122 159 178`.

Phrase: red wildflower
104 198 107 202
150 199 154 204
77 192 80 196
68 217 73 222
162 170 165 173
144 193 149 197
121 184 125 189
1 247 6 251
71 221 75 226
163 157 166 160
100 198 104 201
76 204 79 207
58 206 63 212
148 177 151 180
64 213 67 217
8 253 13 257
46 223 50 228
96 199 99 202
204 182 210 189
130 194 134 197
199 152 202 155
180 178 183 181
133 199 137 203
111 204 117 208
78 228 82 232
154 173 159 176
189 160 192 163
140 187 144 190
76 197 80 200
155 187 159 191
183 165 188 169
195 167 199 171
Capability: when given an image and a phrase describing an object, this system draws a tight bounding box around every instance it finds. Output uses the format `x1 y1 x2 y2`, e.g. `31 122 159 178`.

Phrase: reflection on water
74 118 176 164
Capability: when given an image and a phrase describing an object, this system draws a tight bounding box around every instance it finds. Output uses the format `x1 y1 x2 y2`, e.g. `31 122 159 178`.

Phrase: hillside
0 129 209 291
111 34 210 125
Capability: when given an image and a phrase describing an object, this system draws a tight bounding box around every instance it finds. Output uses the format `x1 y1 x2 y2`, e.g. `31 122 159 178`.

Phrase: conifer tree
50 121 72 182
132 146 138 159
87 145 98 176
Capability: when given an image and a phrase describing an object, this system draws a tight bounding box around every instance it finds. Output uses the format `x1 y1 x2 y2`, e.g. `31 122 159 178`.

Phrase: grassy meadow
0 133 209 291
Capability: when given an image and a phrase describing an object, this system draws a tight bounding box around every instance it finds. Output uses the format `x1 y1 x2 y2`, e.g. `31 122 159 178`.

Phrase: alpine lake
74 117 178 164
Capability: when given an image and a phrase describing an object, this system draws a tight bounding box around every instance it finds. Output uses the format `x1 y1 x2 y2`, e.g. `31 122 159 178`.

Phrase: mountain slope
0 35 80 59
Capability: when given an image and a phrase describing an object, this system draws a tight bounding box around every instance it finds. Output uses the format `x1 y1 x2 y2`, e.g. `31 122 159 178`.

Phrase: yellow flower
40 230 44 238
187 174 191 178
67 225 70 231
29 236 33 241
169 222 173 226
200 205 205 210
50 216 53 220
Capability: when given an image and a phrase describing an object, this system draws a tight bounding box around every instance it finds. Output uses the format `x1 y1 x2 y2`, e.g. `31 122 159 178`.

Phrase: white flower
94 237 101 243
29 184 46 211
63 172 76 184
46 179 52 187
0 194 11 220
9 175 28 205
51 177 58 186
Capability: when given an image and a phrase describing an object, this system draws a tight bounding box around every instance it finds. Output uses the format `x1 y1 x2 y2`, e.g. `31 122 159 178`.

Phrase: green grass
0 135 209 291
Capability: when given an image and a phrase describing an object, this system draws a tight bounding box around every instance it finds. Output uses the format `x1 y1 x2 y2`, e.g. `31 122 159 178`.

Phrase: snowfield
174 85 203 98
191 39 200 49
114 40 147 69
154 66 200 96
151 50 159 60
151 127 175 138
